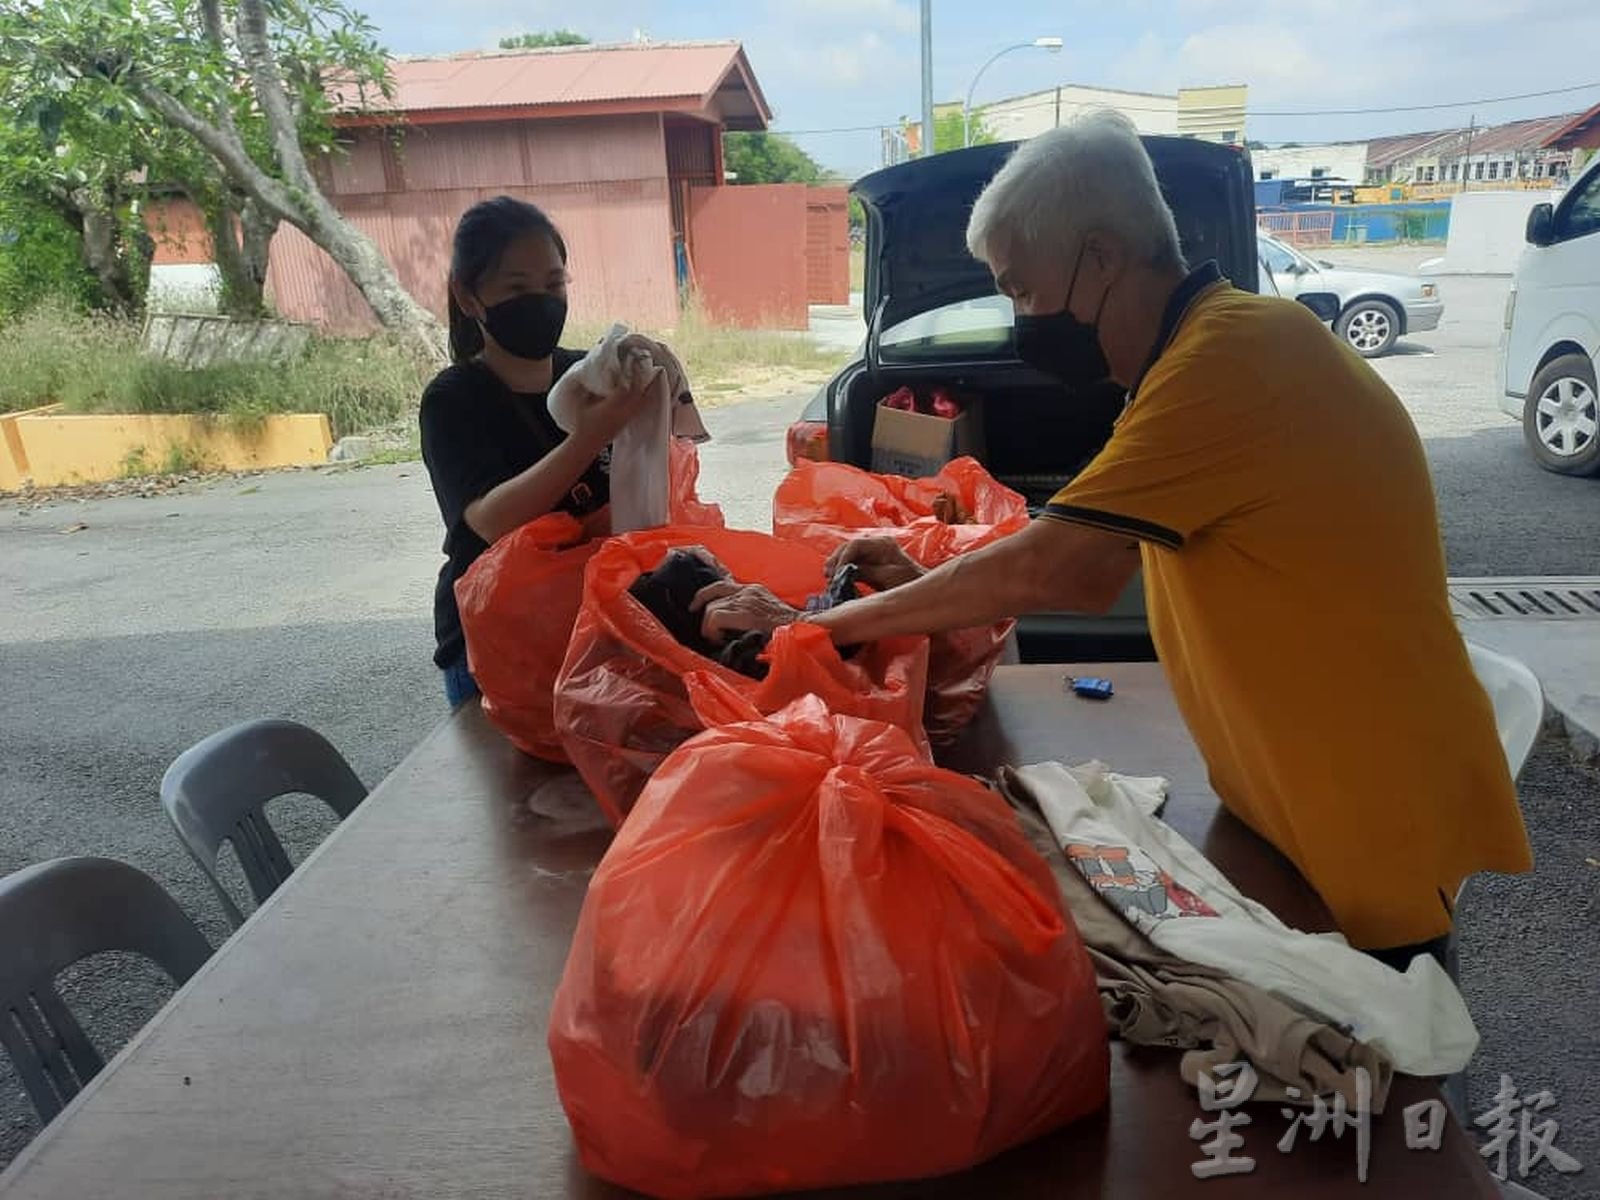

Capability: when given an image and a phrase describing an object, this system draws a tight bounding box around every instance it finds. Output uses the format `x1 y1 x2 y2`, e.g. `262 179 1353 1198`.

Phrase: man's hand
690 582 801 645
825 536 926 592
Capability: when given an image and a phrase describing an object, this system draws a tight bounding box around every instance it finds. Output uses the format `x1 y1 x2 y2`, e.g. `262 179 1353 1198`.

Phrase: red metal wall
267 114 679 333
144 198 213 265
686 182 809 329
805 188 849 305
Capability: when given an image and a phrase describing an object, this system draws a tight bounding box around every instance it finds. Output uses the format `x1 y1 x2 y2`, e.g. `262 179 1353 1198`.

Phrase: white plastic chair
1464 640 1545 780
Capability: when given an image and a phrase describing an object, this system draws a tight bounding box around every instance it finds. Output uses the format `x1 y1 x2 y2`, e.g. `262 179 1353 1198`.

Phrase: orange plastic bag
772 456 1027 743
457 442 724 762
455 513 597 762
548 696 1110 1199
772 455 1029 563
554 527 930 827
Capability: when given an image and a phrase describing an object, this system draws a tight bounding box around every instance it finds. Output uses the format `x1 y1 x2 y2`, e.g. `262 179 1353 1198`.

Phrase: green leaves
497 29 589 50
723 132 825 186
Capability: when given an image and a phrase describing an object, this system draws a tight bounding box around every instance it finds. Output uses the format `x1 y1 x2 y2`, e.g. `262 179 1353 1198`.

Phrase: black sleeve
419 367 508 554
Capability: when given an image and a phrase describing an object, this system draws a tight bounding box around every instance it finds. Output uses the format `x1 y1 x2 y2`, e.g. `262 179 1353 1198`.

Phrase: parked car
785 137 1259 662
1256 232 1442 357
1499 154 1600 477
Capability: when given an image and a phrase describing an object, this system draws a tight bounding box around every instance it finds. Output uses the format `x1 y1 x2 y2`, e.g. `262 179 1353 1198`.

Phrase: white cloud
764 0 916 35
1175 24 1349 93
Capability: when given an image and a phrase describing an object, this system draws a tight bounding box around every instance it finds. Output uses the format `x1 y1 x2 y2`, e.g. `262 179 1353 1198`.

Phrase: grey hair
966 109 1185 273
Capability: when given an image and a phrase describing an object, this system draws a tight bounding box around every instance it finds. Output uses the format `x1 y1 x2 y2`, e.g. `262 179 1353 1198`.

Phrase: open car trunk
821 135 1257 663
831 366 1126 511
828 364 1154 662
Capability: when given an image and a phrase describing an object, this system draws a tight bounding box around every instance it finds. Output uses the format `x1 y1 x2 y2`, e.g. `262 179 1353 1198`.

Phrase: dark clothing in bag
996 767 1395 1113
627 552 772 680
627 553 866 682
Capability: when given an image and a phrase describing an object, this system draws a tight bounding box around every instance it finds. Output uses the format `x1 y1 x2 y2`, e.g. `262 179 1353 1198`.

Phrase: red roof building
153 41 849 334
265 41 772 333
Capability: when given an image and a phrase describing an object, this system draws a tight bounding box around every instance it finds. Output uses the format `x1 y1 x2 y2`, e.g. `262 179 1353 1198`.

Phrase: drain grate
1448 577 1600 620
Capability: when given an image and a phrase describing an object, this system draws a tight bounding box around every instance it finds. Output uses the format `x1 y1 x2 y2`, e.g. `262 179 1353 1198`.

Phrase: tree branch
233 0 320 196
131 78 299 221
197 0 245 147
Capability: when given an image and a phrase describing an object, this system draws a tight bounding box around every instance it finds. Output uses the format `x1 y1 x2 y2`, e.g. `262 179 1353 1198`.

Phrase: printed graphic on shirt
1065 842 1221 922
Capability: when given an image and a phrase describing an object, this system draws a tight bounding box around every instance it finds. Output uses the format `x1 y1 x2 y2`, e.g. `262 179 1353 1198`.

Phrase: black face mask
1012 242 1111 387
481 291 567 361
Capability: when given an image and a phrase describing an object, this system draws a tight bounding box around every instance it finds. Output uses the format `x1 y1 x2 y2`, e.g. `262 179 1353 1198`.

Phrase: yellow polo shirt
1045 269 1532 949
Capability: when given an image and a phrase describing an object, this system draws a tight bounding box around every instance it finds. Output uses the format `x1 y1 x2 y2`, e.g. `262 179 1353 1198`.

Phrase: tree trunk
70 186 140 314
231 0 445 361
129 0 449 362
239 198 275 306
293 191 447 361
205 193 269 317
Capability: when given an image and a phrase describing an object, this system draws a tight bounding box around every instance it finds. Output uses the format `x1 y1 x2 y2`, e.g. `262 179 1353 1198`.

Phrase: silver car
1258 232 1443 357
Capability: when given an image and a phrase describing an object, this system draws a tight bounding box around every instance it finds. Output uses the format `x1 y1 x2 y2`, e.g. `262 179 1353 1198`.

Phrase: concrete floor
1 270 1597 1191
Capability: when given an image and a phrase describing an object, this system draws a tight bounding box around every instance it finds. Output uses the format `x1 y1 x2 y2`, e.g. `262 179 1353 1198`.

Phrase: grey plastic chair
160 719 367 928
0 857 212 1123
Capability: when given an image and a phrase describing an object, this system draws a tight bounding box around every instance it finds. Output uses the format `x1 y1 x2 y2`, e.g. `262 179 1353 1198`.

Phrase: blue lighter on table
1068 676 1115 700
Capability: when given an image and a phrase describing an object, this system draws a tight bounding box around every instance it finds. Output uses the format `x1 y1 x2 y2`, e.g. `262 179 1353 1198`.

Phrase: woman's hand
570 366 666 450
691 582 801 644
825 536 926 592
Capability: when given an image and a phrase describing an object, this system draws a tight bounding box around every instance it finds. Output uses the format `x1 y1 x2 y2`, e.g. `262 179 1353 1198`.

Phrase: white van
1500 154 1600 476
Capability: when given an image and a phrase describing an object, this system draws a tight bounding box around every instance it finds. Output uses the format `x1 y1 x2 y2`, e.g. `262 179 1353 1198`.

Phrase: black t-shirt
420 351 609 668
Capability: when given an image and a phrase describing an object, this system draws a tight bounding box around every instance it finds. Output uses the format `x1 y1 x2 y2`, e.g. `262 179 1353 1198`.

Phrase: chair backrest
0 857 212 1123
160 719 367 927
1465 640 1545 780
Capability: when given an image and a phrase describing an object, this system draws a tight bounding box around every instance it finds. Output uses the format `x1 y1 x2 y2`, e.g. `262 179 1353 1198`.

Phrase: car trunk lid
852 137 1261 364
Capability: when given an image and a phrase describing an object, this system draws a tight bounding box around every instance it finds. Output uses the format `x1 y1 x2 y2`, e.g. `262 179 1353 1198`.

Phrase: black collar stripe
1133 259 1225 396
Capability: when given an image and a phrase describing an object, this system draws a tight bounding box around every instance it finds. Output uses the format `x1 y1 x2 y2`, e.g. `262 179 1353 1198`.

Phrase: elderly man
700 110 1531 969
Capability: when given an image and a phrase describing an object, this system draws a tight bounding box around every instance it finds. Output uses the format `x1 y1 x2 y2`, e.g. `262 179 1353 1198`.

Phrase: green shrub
0 302 428 436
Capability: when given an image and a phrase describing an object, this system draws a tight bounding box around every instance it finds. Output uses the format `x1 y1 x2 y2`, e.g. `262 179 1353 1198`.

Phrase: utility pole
1055 85 1062 128
1460 114 1475 193
920 0 934 156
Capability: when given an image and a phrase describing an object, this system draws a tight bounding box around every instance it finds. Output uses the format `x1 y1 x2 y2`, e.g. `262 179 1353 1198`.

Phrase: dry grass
567 294 850 407
849 245 865 293
0 301 428 437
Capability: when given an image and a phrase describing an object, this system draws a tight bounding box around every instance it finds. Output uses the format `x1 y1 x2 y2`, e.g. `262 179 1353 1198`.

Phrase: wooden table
0 665 1500 1198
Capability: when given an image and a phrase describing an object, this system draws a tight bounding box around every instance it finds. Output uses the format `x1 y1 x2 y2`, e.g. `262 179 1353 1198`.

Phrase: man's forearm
807 519 1139 645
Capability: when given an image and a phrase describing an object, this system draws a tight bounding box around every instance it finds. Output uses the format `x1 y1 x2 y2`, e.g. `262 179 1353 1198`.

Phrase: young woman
421 196 654 706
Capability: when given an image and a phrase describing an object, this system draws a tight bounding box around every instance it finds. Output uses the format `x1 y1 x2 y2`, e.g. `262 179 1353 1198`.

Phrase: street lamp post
964 37 1063 148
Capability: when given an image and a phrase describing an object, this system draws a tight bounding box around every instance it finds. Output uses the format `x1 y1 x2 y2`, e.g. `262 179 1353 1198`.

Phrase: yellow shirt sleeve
1044 349 1283 550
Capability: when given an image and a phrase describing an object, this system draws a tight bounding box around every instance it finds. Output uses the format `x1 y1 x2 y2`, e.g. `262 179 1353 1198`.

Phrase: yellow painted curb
0 404 64 492
6 412 334 488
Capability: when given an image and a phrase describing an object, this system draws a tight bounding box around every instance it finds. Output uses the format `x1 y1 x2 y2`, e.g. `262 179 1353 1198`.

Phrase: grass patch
568 294 851 397
119 445 153 479
849 244 865 293
0 301 428 437
1 294 848 448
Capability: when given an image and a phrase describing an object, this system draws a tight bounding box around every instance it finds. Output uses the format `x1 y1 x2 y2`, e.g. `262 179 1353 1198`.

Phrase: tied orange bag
772 456 1029 744
554 527 930 827
548 696 1110 1199
456 441 724 763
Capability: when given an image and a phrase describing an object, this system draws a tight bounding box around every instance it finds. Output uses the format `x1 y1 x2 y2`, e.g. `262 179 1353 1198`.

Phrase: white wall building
1252 143 1368 183
974 84 1179 142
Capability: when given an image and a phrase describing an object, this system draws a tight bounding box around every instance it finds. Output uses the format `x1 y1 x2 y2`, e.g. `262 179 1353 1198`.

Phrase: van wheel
1336 299 1400 357
1524 353 1600 477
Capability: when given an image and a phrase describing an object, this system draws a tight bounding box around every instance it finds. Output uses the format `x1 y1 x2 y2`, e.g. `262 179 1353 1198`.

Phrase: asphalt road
2 272 1598 1191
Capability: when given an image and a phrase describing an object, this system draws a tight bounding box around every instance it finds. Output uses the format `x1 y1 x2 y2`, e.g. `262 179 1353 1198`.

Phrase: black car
786 137 1259 662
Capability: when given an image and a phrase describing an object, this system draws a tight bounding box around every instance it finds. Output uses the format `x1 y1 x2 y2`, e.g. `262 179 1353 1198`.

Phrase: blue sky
356 0 1600 177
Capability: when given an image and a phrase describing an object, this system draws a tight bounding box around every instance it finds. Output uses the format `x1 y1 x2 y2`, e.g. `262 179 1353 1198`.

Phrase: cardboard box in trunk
870 401 985 478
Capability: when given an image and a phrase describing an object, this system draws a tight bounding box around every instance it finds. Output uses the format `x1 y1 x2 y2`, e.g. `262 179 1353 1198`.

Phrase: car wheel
1523 353 1600 477
1336 299 1400 358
